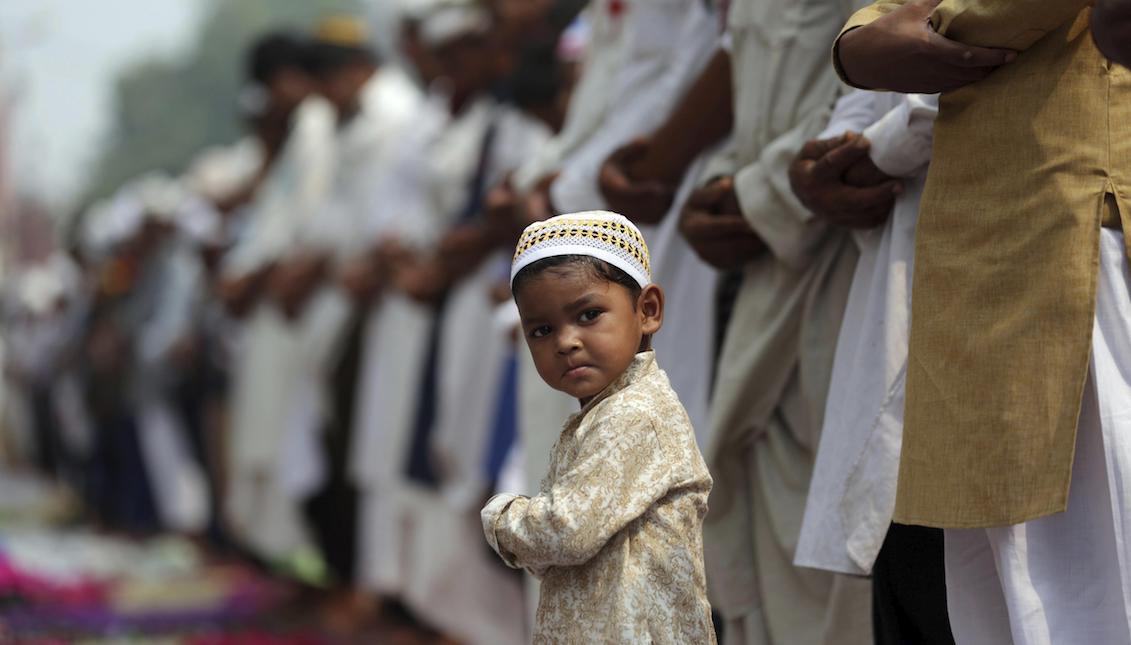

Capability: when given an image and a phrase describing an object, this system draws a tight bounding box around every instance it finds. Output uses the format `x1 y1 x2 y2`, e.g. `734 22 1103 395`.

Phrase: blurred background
2 0 379 220
0 0 595 641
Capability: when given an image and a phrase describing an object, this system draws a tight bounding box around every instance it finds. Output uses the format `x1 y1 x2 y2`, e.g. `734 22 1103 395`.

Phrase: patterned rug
0 528 326 644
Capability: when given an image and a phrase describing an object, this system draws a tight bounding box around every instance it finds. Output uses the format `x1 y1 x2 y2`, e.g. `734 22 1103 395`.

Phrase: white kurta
943 228 1131 645
347 92 534 645
548 0 719 214
224 97 336 560
351 87 448 597
701 0 874 643
432 108 551 512
277 67 422 502
389 96 528 645
646 154 720 445
510 0 628 194
221 98 337 278
795 91 938 576
185 136 264 206
134 238 211 534
508 1 632 626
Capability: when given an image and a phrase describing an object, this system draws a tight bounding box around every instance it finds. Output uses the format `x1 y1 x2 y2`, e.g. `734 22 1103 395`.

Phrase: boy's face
514 265 663 404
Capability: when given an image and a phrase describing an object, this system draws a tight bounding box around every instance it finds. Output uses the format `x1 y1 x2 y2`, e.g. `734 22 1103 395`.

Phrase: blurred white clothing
548 0 718 214
397 97 540 645
351 87 450 596
796 92 938 576
701 0 874 642
511 0 629 194
280 66 423 502
225 97 337 560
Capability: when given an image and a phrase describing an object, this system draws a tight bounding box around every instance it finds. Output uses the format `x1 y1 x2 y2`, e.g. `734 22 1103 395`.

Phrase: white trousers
945 229 1131 645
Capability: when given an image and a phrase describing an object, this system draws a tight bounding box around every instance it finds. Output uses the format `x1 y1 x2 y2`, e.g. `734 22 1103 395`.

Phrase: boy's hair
247 31 313 84
512 255 643 305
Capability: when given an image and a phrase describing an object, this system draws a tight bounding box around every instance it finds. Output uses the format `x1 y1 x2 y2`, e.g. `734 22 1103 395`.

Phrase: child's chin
558 382 608 402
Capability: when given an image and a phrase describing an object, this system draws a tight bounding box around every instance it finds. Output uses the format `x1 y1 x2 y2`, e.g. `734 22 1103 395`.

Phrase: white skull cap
510 211 651 288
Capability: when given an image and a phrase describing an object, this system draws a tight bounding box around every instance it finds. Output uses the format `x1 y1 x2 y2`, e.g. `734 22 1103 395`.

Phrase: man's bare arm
598 50 733 223
630 49 734 184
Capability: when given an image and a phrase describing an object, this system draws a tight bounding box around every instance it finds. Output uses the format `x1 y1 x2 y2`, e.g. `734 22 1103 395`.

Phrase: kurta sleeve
699 140 740 187
511 5 622 194
862 94 939 178
221 99 337 277
820 89 884 140
930 0 1091 50
549 0 720 213
731 106 834 271
480 411 678 573
731 89 894 271
834 0 1090 87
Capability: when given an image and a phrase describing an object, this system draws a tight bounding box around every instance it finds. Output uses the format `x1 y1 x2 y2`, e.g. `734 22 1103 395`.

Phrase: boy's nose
555 331 582 355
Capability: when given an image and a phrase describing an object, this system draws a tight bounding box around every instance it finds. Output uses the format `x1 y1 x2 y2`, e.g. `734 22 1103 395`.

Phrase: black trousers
873 523 955 645
30 385 61 476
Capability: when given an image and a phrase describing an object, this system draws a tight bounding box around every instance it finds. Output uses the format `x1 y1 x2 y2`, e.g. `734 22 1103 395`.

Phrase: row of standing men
5 0 1130 643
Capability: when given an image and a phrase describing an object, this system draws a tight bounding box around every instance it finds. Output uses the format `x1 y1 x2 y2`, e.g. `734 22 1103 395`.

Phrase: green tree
81 0 362 203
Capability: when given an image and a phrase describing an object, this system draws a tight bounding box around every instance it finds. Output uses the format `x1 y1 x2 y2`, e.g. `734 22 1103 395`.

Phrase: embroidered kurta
482 351 715 644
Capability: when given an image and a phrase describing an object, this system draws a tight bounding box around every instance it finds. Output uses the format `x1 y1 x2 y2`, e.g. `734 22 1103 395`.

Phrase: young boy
480 211 716 643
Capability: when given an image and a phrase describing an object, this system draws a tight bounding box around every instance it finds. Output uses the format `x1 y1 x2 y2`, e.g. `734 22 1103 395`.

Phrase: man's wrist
833 27 870 89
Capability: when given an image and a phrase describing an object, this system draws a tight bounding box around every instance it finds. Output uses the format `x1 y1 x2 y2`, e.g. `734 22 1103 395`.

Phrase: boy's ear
638 284 664 335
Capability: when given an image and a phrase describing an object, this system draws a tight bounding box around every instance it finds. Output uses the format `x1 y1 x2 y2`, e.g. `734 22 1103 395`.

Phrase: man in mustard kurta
836 1 1131 642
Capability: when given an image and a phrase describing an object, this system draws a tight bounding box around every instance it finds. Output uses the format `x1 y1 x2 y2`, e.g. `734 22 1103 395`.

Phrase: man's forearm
631 49 734 184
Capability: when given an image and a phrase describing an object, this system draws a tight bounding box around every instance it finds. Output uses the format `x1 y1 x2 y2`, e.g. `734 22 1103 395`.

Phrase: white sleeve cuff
481 493 522 567
863 94 939 179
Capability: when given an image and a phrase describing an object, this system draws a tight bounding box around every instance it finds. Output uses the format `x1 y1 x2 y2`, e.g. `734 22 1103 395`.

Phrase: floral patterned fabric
481 351 716 644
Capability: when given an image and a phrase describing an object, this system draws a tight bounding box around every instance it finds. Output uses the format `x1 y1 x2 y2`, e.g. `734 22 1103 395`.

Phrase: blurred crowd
1 2 624 641
3 0 1130 643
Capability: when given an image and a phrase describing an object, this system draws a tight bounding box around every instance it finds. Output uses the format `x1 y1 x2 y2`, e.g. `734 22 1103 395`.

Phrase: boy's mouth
563 364 594 380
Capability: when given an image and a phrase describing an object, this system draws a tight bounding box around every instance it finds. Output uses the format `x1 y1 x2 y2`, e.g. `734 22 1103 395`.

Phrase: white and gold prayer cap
510 211 652 288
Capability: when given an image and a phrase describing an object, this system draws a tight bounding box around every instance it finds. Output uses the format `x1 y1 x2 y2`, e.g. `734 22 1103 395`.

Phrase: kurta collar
571 351 657 422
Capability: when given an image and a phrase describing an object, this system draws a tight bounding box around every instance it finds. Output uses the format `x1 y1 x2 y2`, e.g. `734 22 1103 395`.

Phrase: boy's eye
579 309 602 323
529 325 551 338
